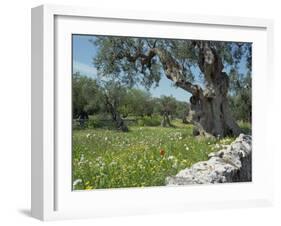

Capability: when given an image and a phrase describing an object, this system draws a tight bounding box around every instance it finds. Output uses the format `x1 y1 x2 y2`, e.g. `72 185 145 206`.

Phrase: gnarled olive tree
101 80 129 132
93 37 251 137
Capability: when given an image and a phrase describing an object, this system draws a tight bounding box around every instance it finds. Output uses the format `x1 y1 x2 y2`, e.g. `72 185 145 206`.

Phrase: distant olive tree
99 80 129 131
124 89 154 117
153 96 177 127
175 101 190 123
72 72 101 117
228 70 251 122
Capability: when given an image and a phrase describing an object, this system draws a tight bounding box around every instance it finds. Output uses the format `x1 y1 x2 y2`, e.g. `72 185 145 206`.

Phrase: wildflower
86 133 91 138
185 147 189 151
181 160 188 164
160 149 165 156
172 161 178 168
105 137 108 141
215 144 221 148
109 161 117 166
167 156 175 160
96 156 102 162
80 154 85 162
85 185 93 190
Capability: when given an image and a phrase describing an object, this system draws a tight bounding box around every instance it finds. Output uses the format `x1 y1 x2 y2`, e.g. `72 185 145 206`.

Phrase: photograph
71 34 252 190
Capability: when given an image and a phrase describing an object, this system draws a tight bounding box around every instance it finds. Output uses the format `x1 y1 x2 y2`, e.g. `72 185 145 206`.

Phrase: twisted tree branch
114 47 202 97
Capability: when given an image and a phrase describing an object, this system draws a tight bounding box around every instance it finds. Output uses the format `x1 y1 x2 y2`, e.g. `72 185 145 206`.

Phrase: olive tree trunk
153 44 241 137
104 95 128 132
161 112 172 127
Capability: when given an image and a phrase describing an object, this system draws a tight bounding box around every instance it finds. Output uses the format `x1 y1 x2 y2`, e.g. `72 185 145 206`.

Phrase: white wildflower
186 147 189 151
215 144 221 148
96 156 102 162
109 161 117 166
172 162 178 168
80 154 85 162
167 156 175 160
86 133 91 138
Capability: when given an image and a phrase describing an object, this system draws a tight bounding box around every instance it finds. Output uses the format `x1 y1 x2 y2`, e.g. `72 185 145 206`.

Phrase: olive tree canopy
93 37 251 137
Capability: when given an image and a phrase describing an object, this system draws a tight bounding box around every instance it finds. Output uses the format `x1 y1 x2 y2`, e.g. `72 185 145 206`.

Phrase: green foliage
123 89 154 117
93 37 252 90
87 118 102 129
102 80 129 115
72 121 234 190
229 71 252 122
94 37 162 89
175 101 189 119
154 95 178 117
137 115 161 127
72 72 101 117
238 120 252 134
73 73 188 123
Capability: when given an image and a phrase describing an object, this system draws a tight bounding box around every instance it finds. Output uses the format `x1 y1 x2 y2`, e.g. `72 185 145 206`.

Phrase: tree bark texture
104 95 128 132
153 45 241 137
161 112 172 127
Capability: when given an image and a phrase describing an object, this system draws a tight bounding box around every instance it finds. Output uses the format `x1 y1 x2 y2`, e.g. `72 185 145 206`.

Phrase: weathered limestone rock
166 134 252 185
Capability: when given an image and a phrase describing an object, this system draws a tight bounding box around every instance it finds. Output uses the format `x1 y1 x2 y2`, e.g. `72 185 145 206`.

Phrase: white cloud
73 61 97 77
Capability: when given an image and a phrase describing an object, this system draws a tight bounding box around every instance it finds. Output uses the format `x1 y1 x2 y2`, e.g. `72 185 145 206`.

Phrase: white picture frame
31 4 274 221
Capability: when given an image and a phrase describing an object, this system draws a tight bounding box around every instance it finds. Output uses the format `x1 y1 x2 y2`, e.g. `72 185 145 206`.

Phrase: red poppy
160 149 165 156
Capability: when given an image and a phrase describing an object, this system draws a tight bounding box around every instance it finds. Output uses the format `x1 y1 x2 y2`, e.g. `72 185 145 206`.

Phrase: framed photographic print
31 4 274 221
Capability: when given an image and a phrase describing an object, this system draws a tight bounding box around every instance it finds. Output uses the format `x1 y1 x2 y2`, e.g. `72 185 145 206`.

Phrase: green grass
238 120 252 135
72 120 235 190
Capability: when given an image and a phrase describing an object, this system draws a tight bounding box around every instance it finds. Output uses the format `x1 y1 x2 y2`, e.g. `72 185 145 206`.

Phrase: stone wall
166 134 252 185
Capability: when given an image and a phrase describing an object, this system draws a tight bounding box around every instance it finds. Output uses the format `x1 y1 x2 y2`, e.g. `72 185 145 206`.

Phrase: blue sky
72 35 191 102
72 34 249 102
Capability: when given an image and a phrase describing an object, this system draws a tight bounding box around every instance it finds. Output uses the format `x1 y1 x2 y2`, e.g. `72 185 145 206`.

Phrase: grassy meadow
71 36 252 190
72 119 237 190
